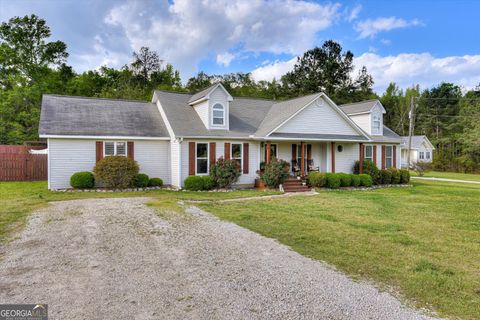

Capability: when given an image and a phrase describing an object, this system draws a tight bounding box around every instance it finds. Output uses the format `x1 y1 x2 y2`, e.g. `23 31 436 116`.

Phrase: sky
1 0 479 93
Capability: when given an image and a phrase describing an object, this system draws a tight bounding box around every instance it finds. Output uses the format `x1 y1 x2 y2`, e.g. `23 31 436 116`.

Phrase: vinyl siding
335 143 359 173
170 140 181 187
349 114 370 135
276 97 359 135
133 140 171 185
192 100 209 129
208 87 229 130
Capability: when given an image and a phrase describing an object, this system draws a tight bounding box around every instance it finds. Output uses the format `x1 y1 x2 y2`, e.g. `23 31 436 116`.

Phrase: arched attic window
212 103 225 125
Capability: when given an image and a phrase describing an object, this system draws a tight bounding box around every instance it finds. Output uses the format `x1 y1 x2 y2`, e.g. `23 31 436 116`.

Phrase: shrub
307 172 326 187
325 173 341 189
359 174 373 187
338 173 352 187
184 176 205 191
379 169 392 184
209 157 241 189
351 174 361 187
354 160 380 184
202 176 214 190
262 158 290 188
133 173 149 188
389 168 401 184
70 171 95 189
148 177 163 187
94 156 139 189
399 169 410 184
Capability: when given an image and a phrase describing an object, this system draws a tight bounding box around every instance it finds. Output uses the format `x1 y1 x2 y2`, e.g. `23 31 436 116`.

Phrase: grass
411 170 480 182
199 180 480 320
0 181 279 243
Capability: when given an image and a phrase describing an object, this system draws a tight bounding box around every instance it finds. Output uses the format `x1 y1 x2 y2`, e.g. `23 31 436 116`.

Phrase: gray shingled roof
400 135 430 148
187 83 220 104
39 95 169 138
368 126 402 143
155 91 274 137
339 99 380 115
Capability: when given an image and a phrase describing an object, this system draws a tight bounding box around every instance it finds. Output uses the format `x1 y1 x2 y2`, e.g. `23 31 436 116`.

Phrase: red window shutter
381 145 386 169
291 144 297 160
96 141 103 163
373 145 377 166
209 142 216 165
393 145 397 168
189 142 195 176
243 143 249 174
307 144 312 160
127 141 134 160
224 142 231 160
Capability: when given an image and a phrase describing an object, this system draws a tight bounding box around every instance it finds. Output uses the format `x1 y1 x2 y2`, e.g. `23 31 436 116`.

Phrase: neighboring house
39 83 402 190
400 135 435 167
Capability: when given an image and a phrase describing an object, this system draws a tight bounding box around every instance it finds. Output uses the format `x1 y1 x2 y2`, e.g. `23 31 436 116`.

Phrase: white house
400 135 435 167
39 83 402 190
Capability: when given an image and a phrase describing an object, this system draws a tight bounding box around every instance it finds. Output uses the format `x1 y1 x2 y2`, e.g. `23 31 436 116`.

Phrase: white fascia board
39 135 170 140
155 99 176 139
264 137 371 142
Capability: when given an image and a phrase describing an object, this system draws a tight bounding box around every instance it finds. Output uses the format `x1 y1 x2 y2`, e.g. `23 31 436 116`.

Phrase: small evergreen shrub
70 171 95 189
184 176 206 191
359 174 373 187
325 173 341 189
262 158 290 188
148 177 163 187
354 160 380 184
93 156 139 189
389 168 401 184
209 157 241 189
133 173 150 188
399 169 410 184
380 169 392 184
338 173 352 187
351 174 361 187
202 176 214 190
307 172 326 187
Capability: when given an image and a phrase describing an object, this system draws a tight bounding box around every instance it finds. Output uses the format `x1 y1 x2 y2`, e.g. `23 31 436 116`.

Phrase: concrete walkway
412 176 480 184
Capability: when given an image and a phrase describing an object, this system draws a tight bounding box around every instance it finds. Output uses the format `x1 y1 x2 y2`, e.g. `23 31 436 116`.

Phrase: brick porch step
282 177 310 192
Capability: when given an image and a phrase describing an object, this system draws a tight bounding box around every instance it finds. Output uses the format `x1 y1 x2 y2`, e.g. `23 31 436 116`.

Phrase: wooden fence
0 145 48 181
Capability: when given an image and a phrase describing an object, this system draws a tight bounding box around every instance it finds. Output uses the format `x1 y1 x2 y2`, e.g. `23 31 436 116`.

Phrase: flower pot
255 178 266 189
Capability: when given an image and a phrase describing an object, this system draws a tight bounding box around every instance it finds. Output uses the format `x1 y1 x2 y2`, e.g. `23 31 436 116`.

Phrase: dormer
188 83 233 130
339 100 386 136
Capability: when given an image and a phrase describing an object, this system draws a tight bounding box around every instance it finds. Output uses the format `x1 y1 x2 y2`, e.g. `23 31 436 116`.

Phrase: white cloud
216 52 235 67
251 53 480 93
346 4 362 22
251 57 297 82
354 53 480 92
380 38 391 45
355 17 421 39
104 0 341 78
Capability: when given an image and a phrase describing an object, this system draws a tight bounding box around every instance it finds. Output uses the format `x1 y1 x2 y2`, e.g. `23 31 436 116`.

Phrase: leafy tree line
1 15 479 172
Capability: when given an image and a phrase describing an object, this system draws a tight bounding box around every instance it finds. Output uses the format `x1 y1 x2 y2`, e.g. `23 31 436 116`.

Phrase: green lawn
0 181 279 243
411 170 480 182
199 180 480 320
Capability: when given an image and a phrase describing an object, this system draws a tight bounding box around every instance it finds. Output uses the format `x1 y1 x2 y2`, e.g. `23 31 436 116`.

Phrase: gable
275 96 360 136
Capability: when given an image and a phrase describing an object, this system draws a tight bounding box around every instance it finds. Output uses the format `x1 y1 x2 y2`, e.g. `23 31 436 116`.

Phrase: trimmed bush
400 169 410 184
94 156 139 189
338 173 352 187
202 176 214 190
133 173 150 188
184 176 205 191
325 173 341 189
351 174 361 187
70 171 95 189
379 169 392 184
359 174 373 187
148 177 163 187
209 157 241 189
354 160 381 185
307 172 326 187
389 168 401 184
262 158 290 188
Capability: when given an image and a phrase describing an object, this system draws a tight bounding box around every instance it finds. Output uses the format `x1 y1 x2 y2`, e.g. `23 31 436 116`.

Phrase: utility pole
407 96 416 168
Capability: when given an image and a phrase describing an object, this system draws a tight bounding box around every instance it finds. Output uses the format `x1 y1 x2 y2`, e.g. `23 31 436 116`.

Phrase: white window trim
426 151 431 160
419 151 425 160
211 103 225 126
385 145 393 168
372 115 381 135
195 142 209 175
103 141 127 157
364 145 374 162
231 143 243 172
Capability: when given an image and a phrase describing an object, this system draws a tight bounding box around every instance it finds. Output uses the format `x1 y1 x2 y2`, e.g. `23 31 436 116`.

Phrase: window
364 145 373 161
419 151 425 160
372 115 381 135
264 144 277 160
212 103 225 125
385 145 393 168
231 143 243 171
104 141 127 157
196 143 209 174
426 151 431 160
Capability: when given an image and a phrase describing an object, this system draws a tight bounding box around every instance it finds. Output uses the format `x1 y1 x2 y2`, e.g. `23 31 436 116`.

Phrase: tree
131 46 161 83
0 14 68 84
186 71 213 92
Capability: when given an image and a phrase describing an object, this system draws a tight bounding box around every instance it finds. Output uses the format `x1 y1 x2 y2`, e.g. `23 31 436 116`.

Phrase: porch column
359 143 364 174
266 141 271 164
331 142 336 173
300 141 305 176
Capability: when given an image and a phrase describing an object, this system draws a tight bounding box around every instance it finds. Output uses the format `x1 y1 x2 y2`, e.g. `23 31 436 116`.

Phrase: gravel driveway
0 198 437 319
